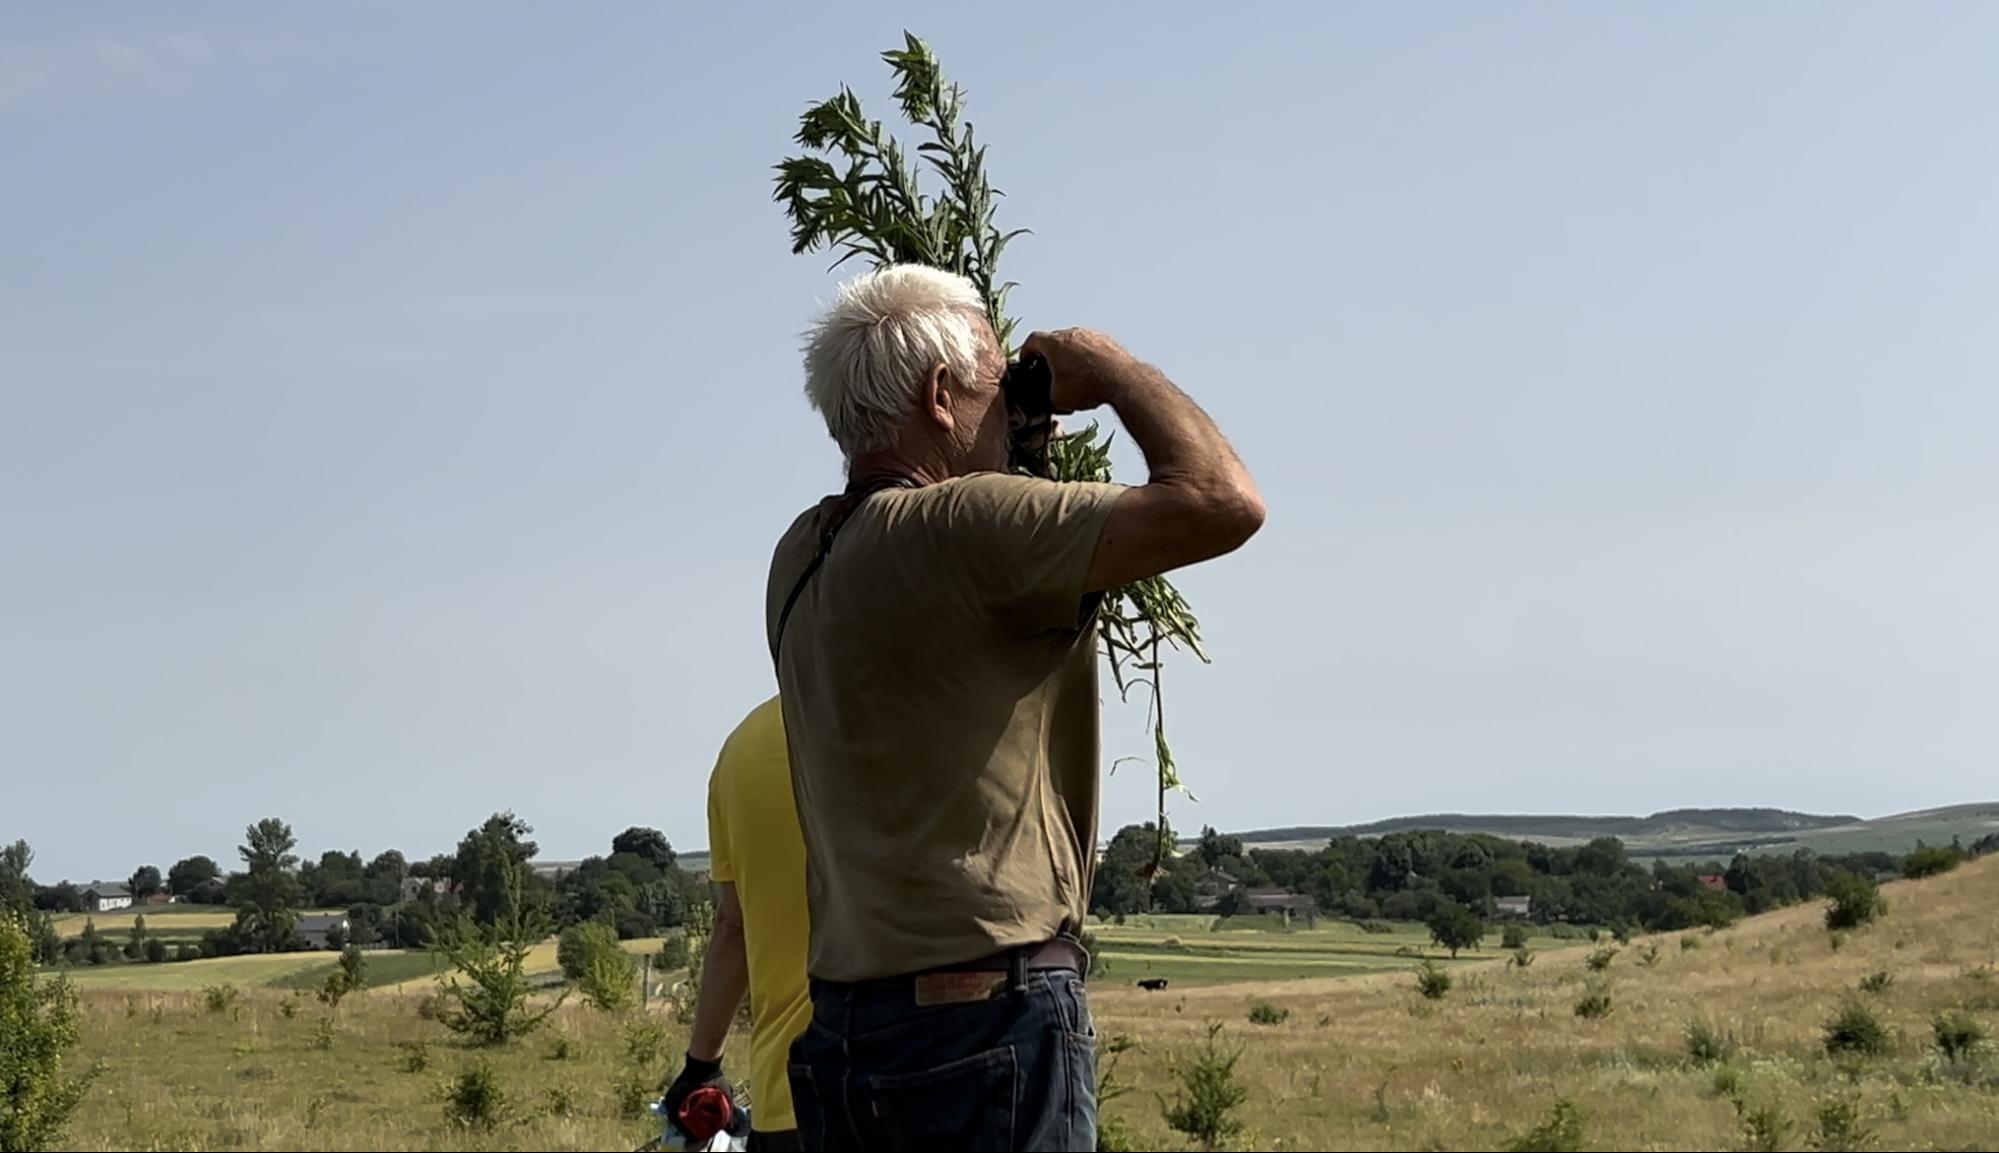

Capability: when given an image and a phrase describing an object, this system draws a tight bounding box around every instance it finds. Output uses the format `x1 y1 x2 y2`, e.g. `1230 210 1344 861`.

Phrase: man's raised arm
1021 328 1266 592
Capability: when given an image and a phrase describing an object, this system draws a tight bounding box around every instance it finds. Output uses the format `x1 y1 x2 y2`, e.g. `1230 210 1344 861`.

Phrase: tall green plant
775 32 1207 869
434 865 565 1045
0 916 92 1152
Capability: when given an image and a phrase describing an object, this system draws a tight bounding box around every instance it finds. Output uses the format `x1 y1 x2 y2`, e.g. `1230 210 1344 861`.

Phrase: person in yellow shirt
661 696 810 1152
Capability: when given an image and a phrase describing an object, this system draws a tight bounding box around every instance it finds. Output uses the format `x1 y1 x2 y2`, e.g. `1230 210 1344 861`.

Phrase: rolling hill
1222 802 1999 861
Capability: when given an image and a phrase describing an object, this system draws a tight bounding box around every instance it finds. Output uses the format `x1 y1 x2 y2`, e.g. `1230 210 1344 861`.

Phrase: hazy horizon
7 4 1998 882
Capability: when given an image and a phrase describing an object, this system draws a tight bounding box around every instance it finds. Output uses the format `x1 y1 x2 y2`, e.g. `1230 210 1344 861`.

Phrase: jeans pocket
867 1045 1018 1151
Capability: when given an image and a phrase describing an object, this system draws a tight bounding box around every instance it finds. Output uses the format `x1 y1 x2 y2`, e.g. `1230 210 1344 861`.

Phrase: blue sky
5 4 1996 882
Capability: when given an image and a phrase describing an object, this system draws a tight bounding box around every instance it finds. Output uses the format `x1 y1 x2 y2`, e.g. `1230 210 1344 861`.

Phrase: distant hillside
1221 802 1999 862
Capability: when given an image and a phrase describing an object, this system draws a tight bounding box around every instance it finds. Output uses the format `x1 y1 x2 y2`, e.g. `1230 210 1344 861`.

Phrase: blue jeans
788 967 1097 1151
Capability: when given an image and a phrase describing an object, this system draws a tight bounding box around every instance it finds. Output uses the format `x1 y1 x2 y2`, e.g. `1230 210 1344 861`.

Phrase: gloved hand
660 1054 732 1138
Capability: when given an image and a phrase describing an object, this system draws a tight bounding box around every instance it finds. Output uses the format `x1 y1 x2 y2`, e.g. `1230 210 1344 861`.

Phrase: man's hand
661 1054 732 1132
1021 328 1138 414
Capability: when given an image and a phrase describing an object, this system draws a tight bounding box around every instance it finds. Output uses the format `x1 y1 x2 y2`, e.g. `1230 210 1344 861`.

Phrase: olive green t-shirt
766 471 1126 983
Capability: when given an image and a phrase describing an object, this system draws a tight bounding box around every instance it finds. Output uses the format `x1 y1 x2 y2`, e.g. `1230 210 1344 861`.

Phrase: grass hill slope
1091 852 1999 1149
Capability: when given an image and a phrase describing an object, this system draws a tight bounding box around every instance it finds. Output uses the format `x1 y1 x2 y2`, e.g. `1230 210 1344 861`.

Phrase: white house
82 883 133 913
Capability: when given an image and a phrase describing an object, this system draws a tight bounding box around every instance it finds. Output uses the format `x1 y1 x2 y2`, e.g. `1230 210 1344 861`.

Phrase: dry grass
54 859 1999 1150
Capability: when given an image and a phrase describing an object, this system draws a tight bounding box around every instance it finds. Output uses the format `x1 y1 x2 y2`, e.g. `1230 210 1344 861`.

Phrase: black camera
1001 353 1054 477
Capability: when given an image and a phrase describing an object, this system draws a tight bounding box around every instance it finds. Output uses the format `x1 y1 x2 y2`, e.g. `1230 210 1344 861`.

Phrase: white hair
802 265 988 457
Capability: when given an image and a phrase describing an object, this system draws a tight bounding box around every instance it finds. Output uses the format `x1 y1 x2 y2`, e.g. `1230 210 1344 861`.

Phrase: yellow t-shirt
705 696 811 1133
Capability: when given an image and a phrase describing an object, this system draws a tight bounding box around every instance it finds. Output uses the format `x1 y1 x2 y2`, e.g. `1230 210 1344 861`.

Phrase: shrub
319 946 368 1007
1858 971 1894 994
434 869 565 1046
398 1039 429 1073
1247 1001 1289 1026
1161 1022 1247 1148
1809 1096 1874 1152
202 984 238 1014
1823 1001 1889 1057
622 1017 670 1069
1096 1035 1140 1153
1510 947 1536 969
1685 1019 1736 1065
1638 942 1661 968
1737 1103 1792 1152
1824 871 1884 931
1574 985 1613 1020
578 940 638 1013
1611 923 1634 945
1501 924 1529 950
278 994 300 1019
541 1084 574 1117
653 933 691 971
1829 929 1849 951
1415 961 1452 1001
613 1073 650 1118
142 938 168 964
556 921 617 982
444 1061 506 1129
1710 1063 1744 1099
546 1036 573 1062
1932 1011 1987 1063
1901 842 1963 880
311 1015 335 1050
1504 1099 1585 1153
1681 934 1702 952
1550 924 1586 941
172 943 199 963
1586 947 1617 972
0 917 92 1152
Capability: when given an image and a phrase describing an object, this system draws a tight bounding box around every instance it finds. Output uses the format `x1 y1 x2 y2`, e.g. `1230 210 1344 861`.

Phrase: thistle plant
775 32 1205 878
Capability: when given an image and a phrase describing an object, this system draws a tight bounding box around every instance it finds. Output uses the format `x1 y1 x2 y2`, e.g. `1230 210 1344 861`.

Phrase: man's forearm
687 922 750 1062
1109 362 1256 504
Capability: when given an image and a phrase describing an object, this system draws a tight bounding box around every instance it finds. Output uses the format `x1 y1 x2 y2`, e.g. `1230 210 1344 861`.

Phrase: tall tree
127 865 162 902
231 818 302 953
453 813 541 926
0 916 92 1150
1195 826 1244 871
167 856 223 903
609 827 676 872
0 841 34 920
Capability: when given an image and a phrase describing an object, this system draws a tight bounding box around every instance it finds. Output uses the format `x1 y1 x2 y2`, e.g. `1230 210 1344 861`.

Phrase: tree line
1092 821 1999 936
0 811 707 968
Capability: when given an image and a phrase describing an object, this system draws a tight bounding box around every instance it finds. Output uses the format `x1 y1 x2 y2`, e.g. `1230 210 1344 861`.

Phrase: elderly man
767 265 1263 1151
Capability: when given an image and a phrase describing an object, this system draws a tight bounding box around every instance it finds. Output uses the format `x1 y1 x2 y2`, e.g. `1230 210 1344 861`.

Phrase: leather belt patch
913 971 1008 1006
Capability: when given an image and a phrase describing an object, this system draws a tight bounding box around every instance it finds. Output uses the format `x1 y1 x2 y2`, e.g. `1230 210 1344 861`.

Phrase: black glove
660 1054 731 1133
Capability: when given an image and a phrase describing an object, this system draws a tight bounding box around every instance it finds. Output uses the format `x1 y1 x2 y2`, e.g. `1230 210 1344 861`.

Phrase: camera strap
769 473 919 666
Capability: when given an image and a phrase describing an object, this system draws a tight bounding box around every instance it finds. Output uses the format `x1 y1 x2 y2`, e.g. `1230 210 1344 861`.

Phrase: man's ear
922 362 956 432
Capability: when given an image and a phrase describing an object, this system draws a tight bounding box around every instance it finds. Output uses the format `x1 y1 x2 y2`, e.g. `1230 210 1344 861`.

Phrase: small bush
541 1084 574 1117
1823 1001 1889 1057
1901 842 1963 880
1737 1103 1792 1152
1586 947 1617 972
546 1036 573 1062
1828 930 1848 952
172 942 199 962
1681 934 1703 952
1510 947 1536 969
1638 942 1662 968
1550 924 1586 941
1932 1011 1987 1062
1501 924 1530 950
143 937 168 964
278 994 300 1020
310 1015 335 1050
1809 1096 1874 1152
1858 971 1894 994
1711 1063 1745 1099
613 1073 650 1118
1247 1001 1289 1026
1611 923 1633 945
413 989 448 1021
1824 871 1884 931
444 1061 506 1129
202 984 237 1014
653 934 691 971
1686 1019 1736 1065
1574 985 1613 1020
622 1017 670 1068
398 1039 430 1073
1416 961 1452 1001
1504 1099 1586 1153
1161 1022 1247 1148
556 920 618 982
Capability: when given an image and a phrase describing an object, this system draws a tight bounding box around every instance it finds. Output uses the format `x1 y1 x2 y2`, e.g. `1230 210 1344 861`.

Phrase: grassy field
44 857 1999 1150
54 935 672 994
52 906 242 939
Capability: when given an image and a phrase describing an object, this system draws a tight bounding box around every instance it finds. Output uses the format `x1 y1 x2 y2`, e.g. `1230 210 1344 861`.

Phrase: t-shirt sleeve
938 473 1129 635
705 757 735 885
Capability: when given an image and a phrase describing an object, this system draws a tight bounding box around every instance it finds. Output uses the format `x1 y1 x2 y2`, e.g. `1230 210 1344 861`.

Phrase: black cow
1136 978 1170 991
